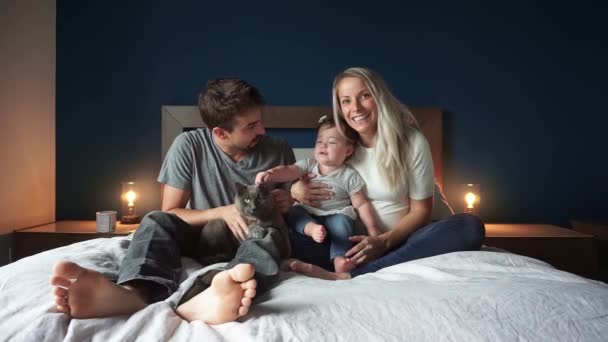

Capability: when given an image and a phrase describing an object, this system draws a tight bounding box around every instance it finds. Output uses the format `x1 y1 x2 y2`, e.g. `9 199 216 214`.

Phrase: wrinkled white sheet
1 236 607 342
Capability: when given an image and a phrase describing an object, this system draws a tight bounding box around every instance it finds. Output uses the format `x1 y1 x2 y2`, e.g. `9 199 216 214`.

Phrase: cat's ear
235 182 247 194
256 183 271 195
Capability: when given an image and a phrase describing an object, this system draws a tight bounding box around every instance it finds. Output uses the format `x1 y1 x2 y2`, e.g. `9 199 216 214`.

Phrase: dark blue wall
56 0 607 226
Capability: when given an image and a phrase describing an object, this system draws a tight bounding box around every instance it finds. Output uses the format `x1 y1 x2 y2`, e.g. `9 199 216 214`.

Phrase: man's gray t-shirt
158 128 295 210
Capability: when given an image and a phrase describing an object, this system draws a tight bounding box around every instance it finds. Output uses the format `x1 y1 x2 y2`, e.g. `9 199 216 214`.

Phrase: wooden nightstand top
571 220 608 240
15 220 137 235
485 223 593 238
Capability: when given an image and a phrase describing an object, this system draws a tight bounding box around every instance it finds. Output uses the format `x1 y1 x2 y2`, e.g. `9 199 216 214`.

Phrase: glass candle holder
461 183 481 215
121 181 141 224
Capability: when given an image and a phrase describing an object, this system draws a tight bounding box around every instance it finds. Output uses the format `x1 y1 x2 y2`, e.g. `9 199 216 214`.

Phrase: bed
1 106 607 341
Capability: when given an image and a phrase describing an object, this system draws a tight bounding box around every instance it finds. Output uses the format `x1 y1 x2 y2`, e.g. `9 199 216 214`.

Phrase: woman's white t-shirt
347 128 434 231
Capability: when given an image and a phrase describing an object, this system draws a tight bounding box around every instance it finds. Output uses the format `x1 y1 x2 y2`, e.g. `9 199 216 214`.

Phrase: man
50 79 295 324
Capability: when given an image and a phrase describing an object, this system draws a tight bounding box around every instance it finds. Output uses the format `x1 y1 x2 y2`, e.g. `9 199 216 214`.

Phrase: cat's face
235 183 274 219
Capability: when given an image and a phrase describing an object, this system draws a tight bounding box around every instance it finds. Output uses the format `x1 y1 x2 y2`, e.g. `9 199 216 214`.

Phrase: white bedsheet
1 236 607 342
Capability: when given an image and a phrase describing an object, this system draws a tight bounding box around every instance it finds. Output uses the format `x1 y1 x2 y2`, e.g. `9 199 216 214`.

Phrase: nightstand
484 223 598 279
14 220 138 260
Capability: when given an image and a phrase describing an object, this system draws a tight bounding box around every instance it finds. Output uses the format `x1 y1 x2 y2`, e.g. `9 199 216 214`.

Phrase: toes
229 264 255 283
238 306 249 317
240 278 257 290
243 288 256 299
53 261 85 280
54 287 68 297
241 296 252 307
288 260 300 271
280 260 292 271
55 295 68 307
56 304 70 314
50 275 72 288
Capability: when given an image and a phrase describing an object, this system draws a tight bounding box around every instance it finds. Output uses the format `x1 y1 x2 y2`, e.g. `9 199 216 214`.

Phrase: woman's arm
382 196 432 249
290 174 333 207
350 191 381 237
346 196 432 265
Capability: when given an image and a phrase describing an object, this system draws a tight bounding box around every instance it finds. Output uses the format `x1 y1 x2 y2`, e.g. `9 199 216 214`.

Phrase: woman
289 67 485 280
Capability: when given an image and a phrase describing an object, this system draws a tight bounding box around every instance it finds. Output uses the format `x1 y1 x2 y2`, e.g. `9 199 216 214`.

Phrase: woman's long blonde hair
332 67 420 191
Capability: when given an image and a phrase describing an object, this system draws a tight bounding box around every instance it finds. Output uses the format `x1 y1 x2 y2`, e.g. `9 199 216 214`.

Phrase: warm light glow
126 190 137 206
465 192 477 209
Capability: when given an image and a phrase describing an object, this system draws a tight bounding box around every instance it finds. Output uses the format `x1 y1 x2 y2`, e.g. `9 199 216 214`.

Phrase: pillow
430 180 455 221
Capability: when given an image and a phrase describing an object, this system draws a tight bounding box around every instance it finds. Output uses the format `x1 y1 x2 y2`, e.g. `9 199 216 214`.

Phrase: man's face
225 106 266 151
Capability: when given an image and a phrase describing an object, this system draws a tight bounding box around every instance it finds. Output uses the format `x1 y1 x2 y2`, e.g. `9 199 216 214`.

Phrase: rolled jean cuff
116 257 178 303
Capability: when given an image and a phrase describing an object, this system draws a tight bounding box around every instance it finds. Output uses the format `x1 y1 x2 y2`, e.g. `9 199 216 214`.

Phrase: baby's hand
255 171 271 185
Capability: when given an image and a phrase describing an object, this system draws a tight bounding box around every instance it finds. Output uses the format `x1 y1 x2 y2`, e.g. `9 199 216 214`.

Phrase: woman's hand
218 204 248 241
290 173 332 207
345 235 390 265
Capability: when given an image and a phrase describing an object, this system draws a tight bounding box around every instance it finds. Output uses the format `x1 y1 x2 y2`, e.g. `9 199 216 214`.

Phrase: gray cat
196 182 290 265
179 182 291 305
234 182 291 258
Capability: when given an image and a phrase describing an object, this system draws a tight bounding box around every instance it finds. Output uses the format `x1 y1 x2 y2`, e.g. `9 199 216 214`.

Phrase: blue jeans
350 213 485 277
116 211 284 303
287 205 354 260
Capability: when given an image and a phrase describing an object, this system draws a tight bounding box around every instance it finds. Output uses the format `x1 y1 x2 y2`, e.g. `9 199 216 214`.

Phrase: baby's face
314 126 353 167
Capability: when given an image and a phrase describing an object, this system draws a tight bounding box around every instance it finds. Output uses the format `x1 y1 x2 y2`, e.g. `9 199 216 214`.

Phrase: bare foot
175 264 257 324
50 261 147 318
304 223 326 243
333 257 357 273
289 259 351 281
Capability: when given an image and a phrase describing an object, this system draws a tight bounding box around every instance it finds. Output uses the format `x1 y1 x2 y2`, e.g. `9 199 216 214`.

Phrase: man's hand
219 204 249 241
271 188 294 214
345 235 389 265
290 173 332 207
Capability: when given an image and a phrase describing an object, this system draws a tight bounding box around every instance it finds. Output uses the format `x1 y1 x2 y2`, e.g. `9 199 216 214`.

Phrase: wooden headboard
161 106 443 186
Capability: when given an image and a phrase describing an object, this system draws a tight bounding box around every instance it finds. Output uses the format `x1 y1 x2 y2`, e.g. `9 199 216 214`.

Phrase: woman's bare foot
288 259 351 281
175 264 257 324
304 223 326 243
333 257 357 273
50 261 147 318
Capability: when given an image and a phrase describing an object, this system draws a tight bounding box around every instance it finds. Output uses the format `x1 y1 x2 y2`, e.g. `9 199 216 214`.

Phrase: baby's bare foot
176 264 257 324
50 261 147 318
289 259 351 281
334 257 357 273
304 223 326 243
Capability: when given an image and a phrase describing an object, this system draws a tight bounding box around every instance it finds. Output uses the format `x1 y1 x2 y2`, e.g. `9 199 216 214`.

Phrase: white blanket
1 236 607 342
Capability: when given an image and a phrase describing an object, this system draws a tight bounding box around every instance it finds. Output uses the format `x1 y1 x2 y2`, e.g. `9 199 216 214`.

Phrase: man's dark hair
198 78 265 130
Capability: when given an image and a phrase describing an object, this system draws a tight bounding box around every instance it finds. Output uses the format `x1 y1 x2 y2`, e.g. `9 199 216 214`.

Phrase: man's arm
161 184 249 241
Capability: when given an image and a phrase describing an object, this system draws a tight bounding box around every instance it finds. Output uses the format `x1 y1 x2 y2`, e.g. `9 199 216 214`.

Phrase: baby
256 115 381 273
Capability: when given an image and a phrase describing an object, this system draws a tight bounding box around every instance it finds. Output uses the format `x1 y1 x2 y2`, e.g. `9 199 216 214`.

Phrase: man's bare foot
175 264 257 324
304 223 326 243
49 261 147 318
289 259 351 281
333 257 357 273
